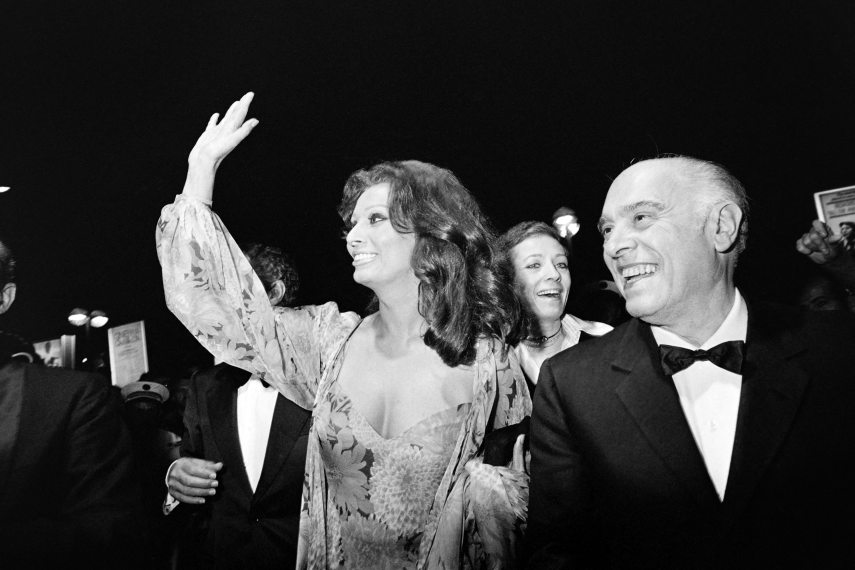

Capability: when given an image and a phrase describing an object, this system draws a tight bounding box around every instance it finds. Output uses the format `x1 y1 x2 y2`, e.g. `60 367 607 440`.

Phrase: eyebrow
350 204 389 222
598 200 666 232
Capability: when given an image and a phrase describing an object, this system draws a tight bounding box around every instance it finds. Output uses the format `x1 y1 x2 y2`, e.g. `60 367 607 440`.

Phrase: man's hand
796 219 844 265
167 457 223 504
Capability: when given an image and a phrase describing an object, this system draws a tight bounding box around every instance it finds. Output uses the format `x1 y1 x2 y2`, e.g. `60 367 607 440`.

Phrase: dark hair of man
241 243 300 307
495 221 568 337
0 239 15 289
338 160 522 367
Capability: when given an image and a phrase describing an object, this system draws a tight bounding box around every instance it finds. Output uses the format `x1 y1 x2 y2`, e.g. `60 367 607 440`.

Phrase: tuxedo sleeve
179 373 204 460
527 358 597 569
1 374 142 564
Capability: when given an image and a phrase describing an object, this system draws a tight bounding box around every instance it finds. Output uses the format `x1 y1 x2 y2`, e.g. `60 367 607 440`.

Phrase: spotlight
552 207 580 238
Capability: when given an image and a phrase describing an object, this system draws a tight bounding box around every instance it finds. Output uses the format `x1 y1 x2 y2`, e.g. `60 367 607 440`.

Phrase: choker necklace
523 326 564 347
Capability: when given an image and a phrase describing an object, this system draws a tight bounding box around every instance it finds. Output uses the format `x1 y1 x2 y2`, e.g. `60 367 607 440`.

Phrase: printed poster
107 320 149 387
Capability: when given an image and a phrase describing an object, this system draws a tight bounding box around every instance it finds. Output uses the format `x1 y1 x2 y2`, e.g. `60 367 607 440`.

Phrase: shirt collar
650 289 748 350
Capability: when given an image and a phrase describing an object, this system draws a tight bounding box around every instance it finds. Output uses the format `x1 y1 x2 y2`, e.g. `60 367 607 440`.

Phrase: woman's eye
368 214 386 224
526 263 540 269
556 262 569 270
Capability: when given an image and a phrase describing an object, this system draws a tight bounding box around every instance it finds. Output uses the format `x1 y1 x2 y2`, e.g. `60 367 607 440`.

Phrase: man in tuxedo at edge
527 156 855 568
0 239 143 569
164 243 311 569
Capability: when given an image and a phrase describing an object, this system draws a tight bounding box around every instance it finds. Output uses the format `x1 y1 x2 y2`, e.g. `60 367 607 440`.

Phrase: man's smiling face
598 160 723 328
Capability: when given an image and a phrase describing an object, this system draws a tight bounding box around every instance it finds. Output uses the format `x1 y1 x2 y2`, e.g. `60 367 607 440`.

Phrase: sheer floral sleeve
156 194 359 409
421 340 532 569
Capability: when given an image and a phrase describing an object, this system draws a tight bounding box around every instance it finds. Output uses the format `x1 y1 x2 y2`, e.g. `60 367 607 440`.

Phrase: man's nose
603 226 632 259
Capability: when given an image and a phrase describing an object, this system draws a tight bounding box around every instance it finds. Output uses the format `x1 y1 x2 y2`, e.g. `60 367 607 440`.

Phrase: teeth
537 289 561 297
353 253 376 261
621 264 657 278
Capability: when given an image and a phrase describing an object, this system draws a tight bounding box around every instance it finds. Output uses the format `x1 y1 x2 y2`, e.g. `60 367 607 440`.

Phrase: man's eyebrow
621 200 666 214
597 201 665 233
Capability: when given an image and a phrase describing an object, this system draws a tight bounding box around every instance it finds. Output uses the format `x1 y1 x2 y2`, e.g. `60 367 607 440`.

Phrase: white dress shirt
236 375 279 492
163 373 278 513
650 291 748 501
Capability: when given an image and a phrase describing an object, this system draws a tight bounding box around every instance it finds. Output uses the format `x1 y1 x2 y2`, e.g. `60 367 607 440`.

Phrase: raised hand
166 457 223 504
182 91 259 203
796 219 843 265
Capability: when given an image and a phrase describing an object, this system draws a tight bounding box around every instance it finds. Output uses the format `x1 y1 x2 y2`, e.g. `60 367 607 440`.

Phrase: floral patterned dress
157 195 531 569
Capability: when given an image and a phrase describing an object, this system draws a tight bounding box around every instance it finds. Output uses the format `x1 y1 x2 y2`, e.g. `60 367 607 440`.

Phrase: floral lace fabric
317 375 469 569
157 194 532 569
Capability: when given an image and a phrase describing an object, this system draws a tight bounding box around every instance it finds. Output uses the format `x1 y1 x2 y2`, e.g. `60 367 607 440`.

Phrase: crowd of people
2 90 855 569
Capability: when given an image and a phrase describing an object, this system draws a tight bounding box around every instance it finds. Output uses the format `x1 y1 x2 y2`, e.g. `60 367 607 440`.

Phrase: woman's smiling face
345 183 416 290
510 233 570 327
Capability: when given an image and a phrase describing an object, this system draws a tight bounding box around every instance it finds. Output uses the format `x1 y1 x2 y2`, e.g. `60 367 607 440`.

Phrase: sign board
107 320 149 387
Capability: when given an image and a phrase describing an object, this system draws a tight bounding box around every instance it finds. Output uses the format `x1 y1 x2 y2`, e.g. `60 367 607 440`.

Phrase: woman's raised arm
157 93 358 409
182 91 259 204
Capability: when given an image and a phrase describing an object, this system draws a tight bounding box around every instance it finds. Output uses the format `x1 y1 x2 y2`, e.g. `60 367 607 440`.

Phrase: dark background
2 0 854 377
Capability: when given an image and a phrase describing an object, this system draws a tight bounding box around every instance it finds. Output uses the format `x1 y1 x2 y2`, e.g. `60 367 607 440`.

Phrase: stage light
552 206 580 238
68 307 90 326
89 310 109 328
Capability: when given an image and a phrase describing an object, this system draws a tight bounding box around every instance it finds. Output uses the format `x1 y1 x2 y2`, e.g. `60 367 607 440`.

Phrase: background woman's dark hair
338 160 521 367
495 221 567 337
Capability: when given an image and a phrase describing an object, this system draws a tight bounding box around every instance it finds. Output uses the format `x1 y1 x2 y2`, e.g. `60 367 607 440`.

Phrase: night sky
2 1 854 377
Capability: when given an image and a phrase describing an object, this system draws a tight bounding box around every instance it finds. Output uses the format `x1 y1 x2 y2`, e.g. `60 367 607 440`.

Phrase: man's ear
0 283 17 314
713 203 743 253
267 280 286 307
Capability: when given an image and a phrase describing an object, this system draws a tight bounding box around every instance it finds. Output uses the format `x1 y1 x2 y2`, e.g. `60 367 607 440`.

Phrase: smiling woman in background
157 92 531 569
497 221 612 390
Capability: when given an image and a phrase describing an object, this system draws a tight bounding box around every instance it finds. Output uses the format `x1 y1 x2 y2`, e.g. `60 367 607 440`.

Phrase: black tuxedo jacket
528 304 855 569
179 363 311 569
0 362 143 569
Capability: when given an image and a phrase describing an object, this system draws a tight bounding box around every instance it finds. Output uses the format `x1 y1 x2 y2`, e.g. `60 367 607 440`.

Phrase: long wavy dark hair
338 160 521 367
495 221 568 339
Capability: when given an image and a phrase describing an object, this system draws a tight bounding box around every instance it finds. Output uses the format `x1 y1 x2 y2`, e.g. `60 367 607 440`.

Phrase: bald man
528 157 855 568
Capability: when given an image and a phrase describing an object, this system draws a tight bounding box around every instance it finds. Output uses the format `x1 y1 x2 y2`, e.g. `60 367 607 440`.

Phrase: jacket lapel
613 320 720 507
208 365 254 499
253 395 310 500
720 307 809 524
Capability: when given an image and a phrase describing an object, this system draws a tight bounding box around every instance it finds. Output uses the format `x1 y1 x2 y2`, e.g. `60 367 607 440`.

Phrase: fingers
231 117 260 144
206 113 219 129
177 457 222 478
512 434 526 473
221 92 254 130
167 458 223 504
811 219 830 238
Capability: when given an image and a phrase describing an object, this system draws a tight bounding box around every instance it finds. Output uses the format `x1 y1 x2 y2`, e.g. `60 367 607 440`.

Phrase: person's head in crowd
568 279 631 327
839 221 855 250
598 156 748 337
241 242 300 307
338 160 520 366
0 238 17 315
496 221 570 339
798 273 849 312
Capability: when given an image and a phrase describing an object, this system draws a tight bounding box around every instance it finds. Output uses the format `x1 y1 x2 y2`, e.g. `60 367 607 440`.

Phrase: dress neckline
334 379 470 441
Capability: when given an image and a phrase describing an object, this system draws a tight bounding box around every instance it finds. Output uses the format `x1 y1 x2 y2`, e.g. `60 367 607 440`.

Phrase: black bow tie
659 340 745 376
234 373 270 389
